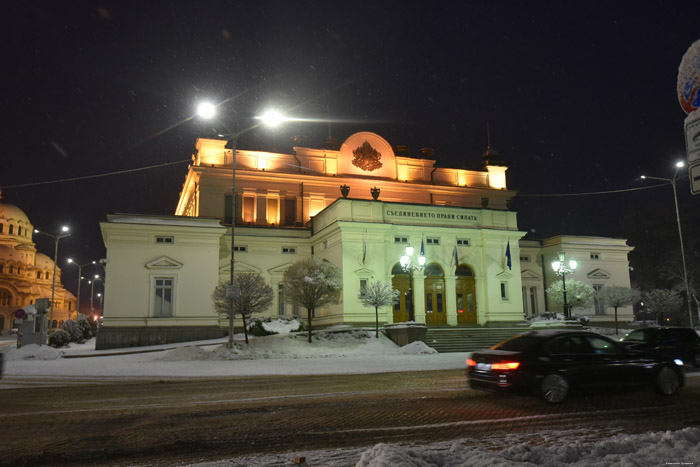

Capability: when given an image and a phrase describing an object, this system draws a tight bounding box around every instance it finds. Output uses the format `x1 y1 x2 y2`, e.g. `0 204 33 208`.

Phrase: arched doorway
456 265 477 325
424 264 446 325
391 263 410 322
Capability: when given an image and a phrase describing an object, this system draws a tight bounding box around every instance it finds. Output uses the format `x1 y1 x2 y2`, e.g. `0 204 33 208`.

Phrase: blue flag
420 237 425 257
505 240 512 270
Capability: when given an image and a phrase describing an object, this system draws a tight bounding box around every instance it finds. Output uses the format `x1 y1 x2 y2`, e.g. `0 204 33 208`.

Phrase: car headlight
674 358 684 366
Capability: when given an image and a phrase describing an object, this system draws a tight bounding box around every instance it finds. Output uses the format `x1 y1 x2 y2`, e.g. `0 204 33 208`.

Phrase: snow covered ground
2 321 699 466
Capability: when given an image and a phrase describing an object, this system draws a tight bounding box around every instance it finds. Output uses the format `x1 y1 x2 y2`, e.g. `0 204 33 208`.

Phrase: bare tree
283 258 342 343
597 286 641 335
211 273 274 345
546 279 595 316
359 280 399 338
644 289 684 325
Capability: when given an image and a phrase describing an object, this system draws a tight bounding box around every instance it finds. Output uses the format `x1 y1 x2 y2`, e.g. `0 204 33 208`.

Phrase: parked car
620 327 700 367
466 329 684 403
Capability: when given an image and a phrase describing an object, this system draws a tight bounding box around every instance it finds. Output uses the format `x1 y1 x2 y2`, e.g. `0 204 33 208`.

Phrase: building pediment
222 261 261 274
145 256 183 270
268 263 294 275
353 267 374 277
587 268 611 280
496 270 513 279
521 269 542 280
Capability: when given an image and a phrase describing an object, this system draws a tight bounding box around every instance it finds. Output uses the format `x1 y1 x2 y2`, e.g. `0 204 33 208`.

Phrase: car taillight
491 362 520 370
467 358 476 367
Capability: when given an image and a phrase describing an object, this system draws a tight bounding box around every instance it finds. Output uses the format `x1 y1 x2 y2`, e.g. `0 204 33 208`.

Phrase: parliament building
97 132 634 349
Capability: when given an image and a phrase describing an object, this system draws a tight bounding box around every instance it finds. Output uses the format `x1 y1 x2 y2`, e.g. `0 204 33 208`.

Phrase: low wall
96 326 226 350
383 323 427 347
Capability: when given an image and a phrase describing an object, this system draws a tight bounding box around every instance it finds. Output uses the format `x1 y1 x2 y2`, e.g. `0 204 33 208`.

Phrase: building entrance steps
424 326 525 353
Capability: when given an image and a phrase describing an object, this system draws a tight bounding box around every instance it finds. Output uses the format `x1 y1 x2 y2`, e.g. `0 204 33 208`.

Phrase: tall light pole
67 259 95 320
399 243 426 322
551 251 577 319
197 102 286 348
34 226 70 330
89 275 103 316
641 161 694 327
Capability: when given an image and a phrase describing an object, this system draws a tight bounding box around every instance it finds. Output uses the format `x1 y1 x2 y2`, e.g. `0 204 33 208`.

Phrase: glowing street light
196 101 287 348
551 251 577 319
34 225 70 333
67 258 96 320
399 243 427 322
641 161 694 327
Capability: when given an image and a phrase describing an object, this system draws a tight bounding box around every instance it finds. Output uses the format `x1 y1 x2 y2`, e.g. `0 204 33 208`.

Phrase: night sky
2 1 700 299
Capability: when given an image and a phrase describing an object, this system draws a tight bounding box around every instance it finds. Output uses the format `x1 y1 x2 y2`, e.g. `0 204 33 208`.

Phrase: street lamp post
34 226 70 332
641 161 694 327
67 259 95 320
399 244 426 322
197 103 286 348
551 251 577 319
89 276 103 316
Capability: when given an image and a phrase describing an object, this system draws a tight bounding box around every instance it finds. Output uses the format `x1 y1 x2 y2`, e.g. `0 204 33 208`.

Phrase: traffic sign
14 309 27 319
690 163 700 195
685 113 700 165
678 39 700 115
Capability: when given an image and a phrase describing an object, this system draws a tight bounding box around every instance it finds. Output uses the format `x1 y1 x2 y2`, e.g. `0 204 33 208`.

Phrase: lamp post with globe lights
34 226 70 330
551 251 577 319
67 258 96 320
641 161 694 327
399 244 427 322
89 275 104 316
196 102 287 348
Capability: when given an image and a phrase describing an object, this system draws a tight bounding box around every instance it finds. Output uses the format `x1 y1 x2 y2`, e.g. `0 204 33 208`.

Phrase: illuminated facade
98 131 633 348
0 195 76 334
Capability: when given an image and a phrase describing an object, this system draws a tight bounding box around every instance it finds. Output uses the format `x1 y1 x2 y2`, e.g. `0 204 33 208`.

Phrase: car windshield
493 334 542 351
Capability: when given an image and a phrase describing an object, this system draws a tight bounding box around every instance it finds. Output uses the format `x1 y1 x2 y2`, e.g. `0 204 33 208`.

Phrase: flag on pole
420 237 425 257
505 240 512 270
451 244 459 268
362 230 367 265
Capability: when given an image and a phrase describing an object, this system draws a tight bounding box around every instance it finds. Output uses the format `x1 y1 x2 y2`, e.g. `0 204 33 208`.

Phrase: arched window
391 263 406 275
424 264 444 276
8 224 13 235
18 226 22 236
0 223 3 233
36 271 42 279
456 265 474 276
45 272 49 280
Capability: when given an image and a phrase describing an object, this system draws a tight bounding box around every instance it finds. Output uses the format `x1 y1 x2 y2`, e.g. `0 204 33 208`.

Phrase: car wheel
656 366 681 396
541 374 569 403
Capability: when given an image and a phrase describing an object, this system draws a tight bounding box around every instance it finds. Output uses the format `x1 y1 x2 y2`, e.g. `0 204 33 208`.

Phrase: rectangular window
282 247 297 254
529 287 538 315
154 277 174 317
278 283 285 317
284 197 296 226
233 246 247 252
426 294 433 313
437 293 443 313
426 237 440 245
293 303 300 318
156 236 174 244
394 236 408 244
456 239 470 246
500 281 509 300
520 255 530 262
593 285 606 315
590 253 601 260
360 279 368 294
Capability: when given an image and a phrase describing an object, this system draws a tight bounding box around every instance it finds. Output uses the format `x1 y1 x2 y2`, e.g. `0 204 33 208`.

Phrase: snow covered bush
48 329 71 348
60 319 85 343
247 318 278 337
78 319 93 340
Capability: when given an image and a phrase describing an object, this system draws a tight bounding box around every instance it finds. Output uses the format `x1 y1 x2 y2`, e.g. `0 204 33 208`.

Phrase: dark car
466 329 684 403
620 327 700 367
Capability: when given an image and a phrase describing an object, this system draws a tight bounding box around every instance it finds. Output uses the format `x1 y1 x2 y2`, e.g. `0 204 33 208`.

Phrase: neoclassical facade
98 132 634 348
0 194 76 334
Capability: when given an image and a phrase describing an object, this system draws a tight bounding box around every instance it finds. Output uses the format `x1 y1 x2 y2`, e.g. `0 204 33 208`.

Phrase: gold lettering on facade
352 141 383 172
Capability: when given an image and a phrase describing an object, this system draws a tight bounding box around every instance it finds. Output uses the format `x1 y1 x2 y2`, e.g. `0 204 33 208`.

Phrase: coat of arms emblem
352 141 383 172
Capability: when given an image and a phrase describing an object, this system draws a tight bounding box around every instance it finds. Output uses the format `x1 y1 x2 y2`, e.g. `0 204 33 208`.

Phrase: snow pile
2 344 63 361
356 427 700 467
158 329 436 361
261 318 300 334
